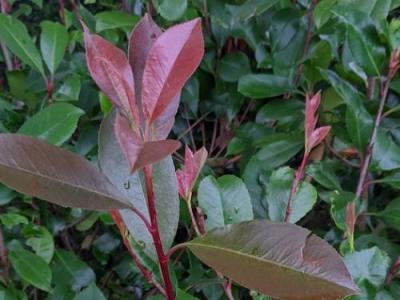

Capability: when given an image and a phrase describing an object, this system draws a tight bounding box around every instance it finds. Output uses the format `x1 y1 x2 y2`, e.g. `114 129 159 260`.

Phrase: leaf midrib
188 241 354 293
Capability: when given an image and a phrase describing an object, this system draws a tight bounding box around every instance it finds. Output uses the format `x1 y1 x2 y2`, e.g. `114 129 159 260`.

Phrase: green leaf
0 14 44 75
307 161 342 190
238 74 292 99
54 75 81 102
344 247 390 288
9 248 52 292
0 213 28 229
264 167 317 223
344 25 384 76
18 103 84 146
72 283 106 300
228 0 280 22
198 175 253 230
40 21 68 75
95 11 139 33
156 0 188 21
255 133 304 169
52 250 95 292
22 225 54 263
187 220 359 299
98 111 179 260
371 129 400 171
219 52 251 83
378 172 400 189
377 197 400 231
330 191 355 231
320 69 373 150
313 0 337 28
176 288 199 300
256 99 304 123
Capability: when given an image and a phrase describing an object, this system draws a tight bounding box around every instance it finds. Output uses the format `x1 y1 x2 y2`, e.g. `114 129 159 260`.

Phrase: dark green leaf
376 197 400 231
52 250 95 292
238 74 292 99
187 220 359 299
219 52 250 83
54 75 81 102
156 0 188 21
307 161 342 190
72 283 106 300
371 129 400 171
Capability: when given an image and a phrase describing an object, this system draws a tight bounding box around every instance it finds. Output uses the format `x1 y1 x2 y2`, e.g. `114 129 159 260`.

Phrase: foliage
0 0 400 299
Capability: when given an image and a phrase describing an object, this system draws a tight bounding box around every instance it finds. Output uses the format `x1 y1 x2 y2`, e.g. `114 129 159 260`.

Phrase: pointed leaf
9 248 52 292
128 15 178 139
238 74 292 99
142 18 204 123
187 220 359 300
308 126 331 150
83 25 138 122
198 175 253 230
0 14 44 75
40 21 69 75
18 103 84 146
99 111 180 259
0 134 131 210
134 139 181 170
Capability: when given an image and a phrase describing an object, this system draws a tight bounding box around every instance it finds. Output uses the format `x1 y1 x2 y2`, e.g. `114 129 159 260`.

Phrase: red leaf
308 126 331 150
128 14 180 140
128 14 161 115
134 140 181 171
83 25 139 127
177 146 208 199
142 18 204 124
305 92 321 141
114 113 143 171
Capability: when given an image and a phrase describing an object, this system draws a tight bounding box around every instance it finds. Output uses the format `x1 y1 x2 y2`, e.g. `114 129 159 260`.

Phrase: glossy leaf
54 75 81 101
52 250 95 292
114 112 181 171
264 167 317 223
219 52 251 82
197 175 253 230
9 248 52 292
306 161 342 190
83 25 138 122
95 11 139 33
157 0 188 21
73 283 106 300
142 18 204 123
40 21 68 75
99 111 180 259
344 247 390 288
18 103 84 146
0 134 131 210
22 225 54 263
0 14 44 75
377 197 400 231
187 220 359 299
371 129 400 171
238 74 292 99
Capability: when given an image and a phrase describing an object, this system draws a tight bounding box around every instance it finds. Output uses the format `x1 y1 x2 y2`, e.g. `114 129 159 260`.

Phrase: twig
143 166 175 299
178 111 211 140
346 49 400 251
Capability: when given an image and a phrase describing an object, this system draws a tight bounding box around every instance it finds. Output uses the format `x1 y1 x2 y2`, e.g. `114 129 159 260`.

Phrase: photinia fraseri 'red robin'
284 92 331 222
304 92 331 154
176 146 208 200
83 15 204 171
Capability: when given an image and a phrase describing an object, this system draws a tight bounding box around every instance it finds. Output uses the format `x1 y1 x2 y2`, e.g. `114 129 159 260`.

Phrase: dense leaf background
1 0 400 299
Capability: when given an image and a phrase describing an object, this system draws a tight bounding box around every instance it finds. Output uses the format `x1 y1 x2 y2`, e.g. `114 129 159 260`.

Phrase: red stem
143 165 175 300
284 153 309 222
